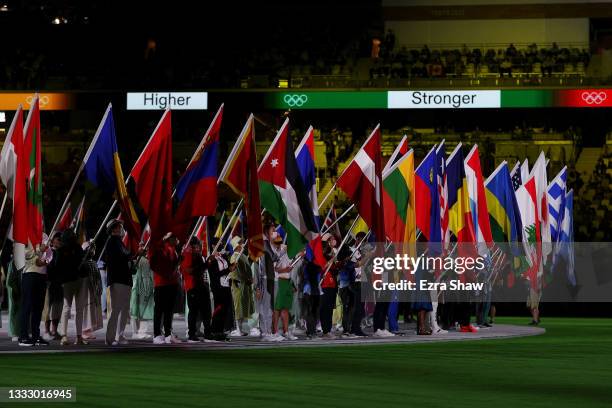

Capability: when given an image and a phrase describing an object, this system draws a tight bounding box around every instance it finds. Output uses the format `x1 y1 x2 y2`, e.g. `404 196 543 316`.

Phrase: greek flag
547 166 567 242
553 189 575 286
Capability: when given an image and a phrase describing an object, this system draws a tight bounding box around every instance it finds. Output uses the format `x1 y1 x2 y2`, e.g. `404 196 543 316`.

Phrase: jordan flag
336 125 385 245
259 119 319 258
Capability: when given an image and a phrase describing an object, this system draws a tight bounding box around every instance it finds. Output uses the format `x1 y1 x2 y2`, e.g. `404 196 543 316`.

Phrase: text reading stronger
411 91 477 108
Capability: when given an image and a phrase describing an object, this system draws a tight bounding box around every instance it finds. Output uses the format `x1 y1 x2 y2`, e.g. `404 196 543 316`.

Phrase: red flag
57 205 73 232
131 110 173 246
23 96 44 246
219 115 264 261
336 125 385 245
194 217 209 256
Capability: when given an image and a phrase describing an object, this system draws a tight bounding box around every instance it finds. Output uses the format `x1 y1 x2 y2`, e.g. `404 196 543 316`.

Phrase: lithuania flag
382 149 416 243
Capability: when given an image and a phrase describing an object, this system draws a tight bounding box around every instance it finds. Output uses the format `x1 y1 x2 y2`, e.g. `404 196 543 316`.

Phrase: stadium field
0 317 610 408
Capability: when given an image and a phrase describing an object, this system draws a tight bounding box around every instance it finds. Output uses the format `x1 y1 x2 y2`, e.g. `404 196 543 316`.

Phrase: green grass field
0 317 611 408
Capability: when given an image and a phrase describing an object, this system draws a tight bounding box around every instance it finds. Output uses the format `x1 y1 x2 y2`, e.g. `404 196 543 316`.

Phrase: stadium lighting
0 112 5 123
278 79 289 89
0 4 9 12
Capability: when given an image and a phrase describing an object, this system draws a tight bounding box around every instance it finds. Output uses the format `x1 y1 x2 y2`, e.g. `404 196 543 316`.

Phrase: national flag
131 109 174 246
0 106 24 200
415 145 441 242
465 144 493 246
547 166 567 242
516 175 540 288
71 195 87 244
0 107 27 269
140 223 152 245
174 104 223 235
294 126 326 268
258 118 319 258
510 161 522 191
322 205 341 239
214 211 226 239
382 149 416 243
350 216 369 237
193 217 209 256
555 189 575 285
56 205 73 232
219 114 264 261
445 143 475 242
295 126 319 225
383 135 409 173
23 96 44 246
530 152 551 250
336 125 385 244
520 160 529 185
83 104 141 252
436 141 449 244
484 161 523 243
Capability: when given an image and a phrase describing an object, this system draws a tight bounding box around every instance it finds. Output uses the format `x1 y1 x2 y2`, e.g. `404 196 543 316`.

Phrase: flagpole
211 199 244 254
93 108 172 243
318 183 337 211
320 203 355 235
49 104 114 240
321 215 362 276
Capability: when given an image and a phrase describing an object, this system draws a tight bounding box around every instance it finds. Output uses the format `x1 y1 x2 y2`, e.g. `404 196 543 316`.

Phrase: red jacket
150 242 179 287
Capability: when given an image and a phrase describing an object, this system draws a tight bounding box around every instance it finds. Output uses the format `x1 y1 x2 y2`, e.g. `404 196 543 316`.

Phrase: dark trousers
211 287 232 335
373 300 390 331
339 286 354 333
320 287 337 334
349 283 364 334
154 284 178 337
302 293 320 336
187 285 212 338
20 273 47 340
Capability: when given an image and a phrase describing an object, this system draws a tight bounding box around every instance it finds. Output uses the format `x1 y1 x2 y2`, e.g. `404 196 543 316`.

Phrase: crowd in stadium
370 38 591 80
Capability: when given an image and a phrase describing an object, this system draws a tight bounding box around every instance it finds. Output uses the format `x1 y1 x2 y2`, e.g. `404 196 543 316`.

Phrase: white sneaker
117 337 129 345
292 327 306 335
271 333 285 342
42 333 54 341
153 335 165 344
249 327 261 337
284 332 298 341
229 329 243 337
432 327 448 335
11 337 18 342
165 334 183 344
373 329 387 337
382 329 395 337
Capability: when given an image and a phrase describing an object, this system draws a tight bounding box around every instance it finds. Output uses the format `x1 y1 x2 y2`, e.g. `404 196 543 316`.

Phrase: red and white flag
465 144 493 247
336 125 385 244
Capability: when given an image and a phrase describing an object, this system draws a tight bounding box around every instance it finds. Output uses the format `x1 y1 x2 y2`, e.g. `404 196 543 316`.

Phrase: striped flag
484 161 523 243
510 161 522 191
382 149 416 243
436 141 449 244
415 145 441 242
465 144 493 246
23 95 44 246
547 166 567 242
530 152 551 250
446 143 475 242
336 125 385 244
555 189 575 285
322 205 341 239
383 135 409 173
294 126 326 267
258 118 319 258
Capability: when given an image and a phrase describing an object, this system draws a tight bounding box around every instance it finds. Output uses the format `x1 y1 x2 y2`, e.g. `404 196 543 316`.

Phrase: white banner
126 92 208 110
388 90 500 109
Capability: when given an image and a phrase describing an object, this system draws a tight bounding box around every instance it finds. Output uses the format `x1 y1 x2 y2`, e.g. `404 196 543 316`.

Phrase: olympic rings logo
25 95 50 107
283 94 308 107
581 91 608 105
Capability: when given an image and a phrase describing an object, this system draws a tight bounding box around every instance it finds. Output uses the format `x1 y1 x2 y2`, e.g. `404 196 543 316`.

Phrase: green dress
229 253 254 320
130 257 154 321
